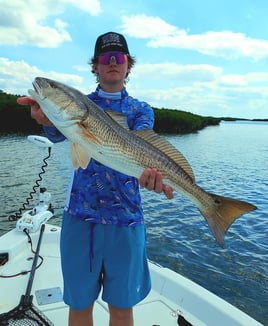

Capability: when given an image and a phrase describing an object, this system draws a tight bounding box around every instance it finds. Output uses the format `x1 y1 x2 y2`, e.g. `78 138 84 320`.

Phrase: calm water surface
0 121 267 325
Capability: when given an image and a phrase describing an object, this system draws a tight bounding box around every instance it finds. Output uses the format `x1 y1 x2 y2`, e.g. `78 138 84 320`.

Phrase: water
0 121 267 325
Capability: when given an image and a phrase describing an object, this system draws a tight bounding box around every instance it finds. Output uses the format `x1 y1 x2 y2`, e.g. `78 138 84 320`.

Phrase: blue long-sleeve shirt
44 86 154 226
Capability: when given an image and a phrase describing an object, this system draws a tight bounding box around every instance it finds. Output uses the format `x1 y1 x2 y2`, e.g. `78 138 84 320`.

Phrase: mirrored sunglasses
98 52 127 65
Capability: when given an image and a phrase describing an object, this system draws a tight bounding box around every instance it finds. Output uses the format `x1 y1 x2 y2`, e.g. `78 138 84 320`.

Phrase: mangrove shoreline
0 91 266 135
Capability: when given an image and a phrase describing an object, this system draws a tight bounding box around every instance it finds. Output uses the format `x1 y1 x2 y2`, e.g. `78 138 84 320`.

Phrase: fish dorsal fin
105 110 129 129
133 129 195 181
70 143 91 169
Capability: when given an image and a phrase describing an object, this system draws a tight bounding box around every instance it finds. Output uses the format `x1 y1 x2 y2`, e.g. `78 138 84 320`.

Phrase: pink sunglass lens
98 52 126 65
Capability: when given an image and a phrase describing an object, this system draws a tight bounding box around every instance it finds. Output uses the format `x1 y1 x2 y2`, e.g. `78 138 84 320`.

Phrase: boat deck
0 224 263 326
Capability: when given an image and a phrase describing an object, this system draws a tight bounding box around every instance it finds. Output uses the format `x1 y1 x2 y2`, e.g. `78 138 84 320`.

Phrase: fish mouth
32 79 40 94
33 81 38 93
31 78 46 99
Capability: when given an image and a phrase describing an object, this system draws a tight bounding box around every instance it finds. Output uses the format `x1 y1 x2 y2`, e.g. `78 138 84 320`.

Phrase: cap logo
101 33 122 49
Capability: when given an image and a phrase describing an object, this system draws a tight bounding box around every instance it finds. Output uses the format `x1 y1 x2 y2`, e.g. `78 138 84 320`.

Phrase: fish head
28 77 89 128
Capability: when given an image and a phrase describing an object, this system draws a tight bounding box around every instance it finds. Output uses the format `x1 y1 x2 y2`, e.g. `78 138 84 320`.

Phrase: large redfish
28 77 257 246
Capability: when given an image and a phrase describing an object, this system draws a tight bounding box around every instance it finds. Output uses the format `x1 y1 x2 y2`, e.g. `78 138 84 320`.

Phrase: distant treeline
0 90 224 135
0 91 43 134
153 107 220 133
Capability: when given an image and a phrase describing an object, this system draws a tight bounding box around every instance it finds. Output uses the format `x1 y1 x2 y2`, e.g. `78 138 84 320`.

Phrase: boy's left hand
139 168 174 199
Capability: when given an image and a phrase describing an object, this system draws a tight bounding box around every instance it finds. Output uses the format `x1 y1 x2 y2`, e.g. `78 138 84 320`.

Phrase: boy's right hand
17 97 53 126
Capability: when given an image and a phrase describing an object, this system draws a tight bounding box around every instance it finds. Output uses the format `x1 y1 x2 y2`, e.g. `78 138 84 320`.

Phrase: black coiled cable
8 147 52 221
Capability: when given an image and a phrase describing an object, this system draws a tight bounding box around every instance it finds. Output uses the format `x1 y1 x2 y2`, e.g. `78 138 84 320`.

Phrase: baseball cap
94 32 130 57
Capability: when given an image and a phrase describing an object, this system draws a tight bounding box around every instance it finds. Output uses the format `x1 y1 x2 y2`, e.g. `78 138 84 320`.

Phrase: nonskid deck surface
0 224 263 326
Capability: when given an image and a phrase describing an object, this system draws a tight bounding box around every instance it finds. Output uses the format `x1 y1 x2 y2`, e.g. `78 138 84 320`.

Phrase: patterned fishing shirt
43 85 154 226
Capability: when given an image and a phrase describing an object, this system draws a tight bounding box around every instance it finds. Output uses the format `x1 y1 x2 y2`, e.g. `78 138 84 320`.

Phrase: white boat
0 221 263 325
0 136 264 325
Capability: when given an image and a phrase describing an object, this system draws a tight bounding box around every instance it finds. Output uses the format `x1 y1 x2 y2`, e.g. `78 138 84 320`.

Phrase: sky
1 0 268 119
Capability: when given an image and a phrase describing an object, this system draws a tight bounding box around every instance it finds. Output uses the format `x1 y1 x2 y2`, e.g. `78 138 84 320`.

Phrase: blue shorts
60 211 151 310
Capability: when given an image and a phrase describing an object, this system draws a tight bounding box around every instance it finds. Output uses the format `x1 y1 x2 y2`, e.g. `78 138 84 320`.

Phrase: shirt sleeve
126 98 155 131
43 125 67 143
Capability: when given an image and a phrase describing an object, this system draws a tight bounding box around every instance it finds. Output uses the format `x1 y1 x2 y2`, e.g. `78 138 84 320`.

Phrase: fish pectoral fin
78 122 101 144
71 143 91 169
133 129 195 182
105 110 129 129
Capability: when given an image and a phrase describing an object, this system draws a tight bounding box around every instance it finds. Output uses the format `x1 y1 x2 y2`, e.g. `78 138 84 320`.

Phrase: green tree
0 91 42 134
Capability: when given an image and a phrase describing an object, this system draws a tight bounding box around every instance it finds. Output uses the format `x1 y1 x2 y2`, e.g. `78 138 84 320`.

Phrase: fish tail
200 194 257 247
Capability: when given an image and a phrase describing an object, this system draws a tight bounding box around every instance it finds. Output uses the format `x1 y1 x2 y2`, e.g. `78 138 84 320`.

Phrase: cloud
0 0 101 47
128 62 268 118
0 57 83 95
130 62 268 91
130 82 268 119
120 14 178 38
120 14 268 61
220 74 248 86
66 0 101 15
131 63 222 83
220 72 268 86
